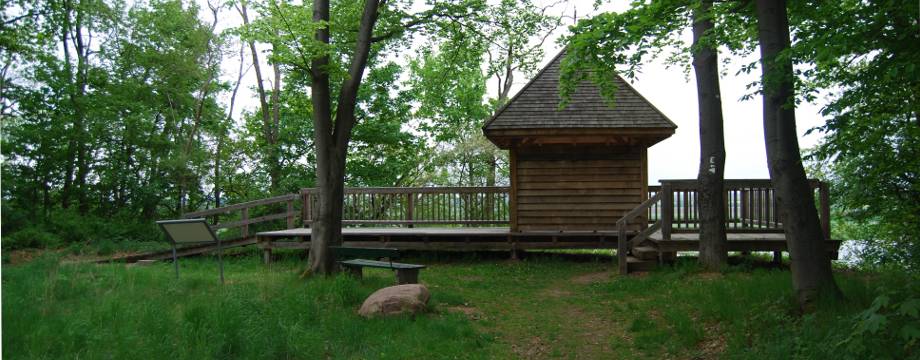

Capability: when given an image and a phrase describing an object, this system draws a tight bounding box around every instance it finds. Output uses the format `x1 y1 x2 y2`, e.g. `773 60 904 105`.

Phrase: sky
206 0 829 185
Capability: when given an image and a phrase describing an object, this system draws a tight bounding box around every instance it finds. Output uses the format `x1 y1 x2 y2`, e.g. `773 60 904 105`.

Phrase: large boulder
358 284 430 317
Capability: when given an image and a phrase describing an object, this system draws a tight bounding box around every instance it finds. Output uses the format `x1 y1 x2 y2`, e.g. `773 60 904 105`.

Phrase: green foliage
348 63 429 186
2 227 61 250
3 0 498 248
2 0 226 223
1 209 163 253
560 0 691 108
838 289 920 358
402 0 557 186
797 0 920 271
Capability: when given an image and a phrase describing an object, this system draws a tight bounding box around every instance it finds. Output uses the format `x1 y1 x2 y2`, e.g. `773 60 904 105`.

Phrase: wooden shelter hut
483 52 677 232
149 52 838 275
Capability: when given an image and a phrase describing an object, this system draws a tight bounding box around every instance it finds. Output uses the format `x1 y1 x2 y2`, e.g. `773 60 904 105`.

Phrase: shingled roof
482 51 677 131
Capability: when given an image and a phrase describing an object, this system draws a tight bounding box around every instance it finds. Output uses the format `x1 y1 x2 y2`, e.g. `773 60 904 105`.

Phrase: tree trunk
307 0 382 275
60 0 75 210
692 0 727 271
307 142 346 275
73 0 90 214
307 0 338 275
754 0 841 308
239 0 280 192
214 134 222 209
269 60 282 191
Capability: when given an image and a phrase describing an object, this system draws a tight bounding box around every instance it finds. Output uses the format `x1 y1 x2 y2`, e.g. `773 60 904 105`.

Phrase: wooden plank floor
256 227 841 253
256 227 628 251
647 230 842 253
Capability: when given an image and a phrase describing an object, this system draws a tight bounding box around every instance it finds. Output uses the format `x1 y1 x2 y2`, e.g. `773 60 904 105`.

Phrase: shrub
837 289 920 358
2 227 61 250
95 239 117 256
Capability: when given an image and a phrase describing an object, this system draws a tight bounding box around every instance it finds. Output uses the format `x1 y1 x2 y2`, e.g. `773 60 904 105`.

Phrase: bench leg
396 268 419 285
346 266 363 279
263 247 272 266
773 251 783 264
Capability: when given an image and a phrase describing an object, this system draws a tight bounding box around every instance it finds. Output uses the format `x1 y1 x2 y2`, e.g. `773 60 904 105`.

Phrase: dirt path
503 270 631 359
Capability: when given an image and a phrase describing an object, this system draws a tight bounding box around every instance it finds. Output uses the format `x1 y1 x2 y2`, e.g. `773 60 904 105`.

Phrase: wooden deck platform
648 231 842 253
256 227 626 252
255 227 840 255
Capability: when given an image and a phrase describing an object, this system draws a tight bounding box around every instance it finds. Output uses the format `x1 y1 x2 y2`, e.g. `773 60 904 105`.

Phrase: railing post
406 192 414 228
740 188 749 227
661 183 673 241
819 182 831 240
618 220 628 275
241 207 249 238
286 197 294 229
303 192 312 228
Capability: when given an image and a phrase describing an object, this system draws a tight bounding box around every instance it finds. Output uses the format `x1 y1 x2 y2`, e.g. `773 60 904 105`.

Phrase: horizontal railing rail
176 179 829 247
301 187 511 228
182 193 299 236
656 179 830 240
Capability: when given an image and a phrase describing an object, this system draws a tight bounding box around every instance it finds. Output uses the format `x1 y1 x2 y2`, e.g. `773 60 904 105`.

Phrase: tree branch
333 0 383 146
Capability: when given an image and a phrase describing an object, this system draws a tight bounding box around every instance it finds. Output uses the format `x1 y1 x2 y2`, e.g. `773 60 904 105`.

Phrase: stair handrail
617 191 663 275
182 193 300 237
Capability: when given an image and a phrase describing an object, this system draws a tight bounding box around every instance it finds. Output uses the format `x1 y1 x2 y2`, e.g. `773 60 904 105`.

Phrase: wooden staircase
617 191 666 274
625 242 663 273
626 255 658 272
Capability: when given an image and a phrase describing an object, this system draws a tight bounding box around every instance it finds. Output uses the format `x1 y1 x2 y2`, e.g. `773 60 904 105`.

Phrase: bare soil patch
510 336 550 359
540 287 573 298
570 271 611 284
5 250 42 265
695 323 727 359
446 305 483 320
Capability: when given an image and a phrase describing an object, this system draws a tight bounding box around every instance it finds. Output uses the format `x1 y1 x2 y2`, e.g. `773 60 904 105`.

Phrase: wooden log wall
512 145 646 232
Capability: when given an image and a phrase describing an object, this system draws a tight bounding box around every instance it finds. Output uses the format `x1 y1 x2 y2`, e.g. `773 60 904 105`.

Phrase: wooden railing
617 192 663 274
178 179 829 248
301 187 511 227
618 179 830 274
182 193 300 238
653 179 830 240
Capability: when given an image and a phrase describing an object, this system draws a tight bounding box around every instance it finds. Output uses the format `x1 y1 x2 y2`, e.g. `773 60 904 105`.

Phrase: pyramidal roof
482 51 677 131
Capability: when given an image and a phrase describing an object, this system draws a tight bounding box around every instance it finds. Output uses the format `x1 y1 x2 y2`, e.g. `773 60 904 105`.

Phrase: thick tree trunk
307 0 337 275
692 1 727 270
307 143 346 275
307 0 382 275
755 0 841 308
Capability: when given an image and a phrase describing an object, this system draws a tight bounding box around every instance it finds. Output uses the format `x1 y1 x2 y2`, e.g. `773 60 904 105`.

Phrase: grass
2 249 915 359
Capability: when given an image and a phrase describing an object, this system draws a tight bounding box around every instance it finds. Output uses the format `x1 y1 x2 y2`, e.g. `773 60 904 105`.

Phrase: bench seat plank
340 259 425 270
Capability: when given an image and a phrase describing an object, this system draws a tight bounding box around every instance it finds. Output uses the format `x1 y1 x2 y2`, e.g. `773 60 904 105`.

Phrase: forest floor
0 248 905 359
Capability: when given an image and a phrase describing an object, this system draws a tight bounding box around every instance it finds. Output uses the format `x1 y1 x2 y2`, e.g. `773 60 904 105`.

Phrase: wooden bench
330 246 425 284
